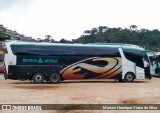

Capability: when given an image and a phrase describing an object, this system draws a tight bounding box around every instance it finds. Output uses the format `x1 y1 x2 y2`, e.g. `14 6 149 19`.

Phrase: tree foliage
75 25 160 51
0 31 10 41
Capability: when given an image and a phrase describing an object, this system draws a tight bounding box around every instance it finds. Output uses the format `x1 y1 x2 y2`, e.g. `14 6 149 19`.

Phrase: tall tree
130 25 138 31
98 26 108 33
91 28 98 34
84 30 91 35
44 35 52 42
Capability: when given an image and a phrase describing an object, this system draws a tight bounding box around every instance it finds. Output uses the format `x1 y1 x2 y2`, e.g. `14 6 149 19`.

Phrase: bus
156 52 160 75
147 52 160 76
0 49 5 73
3 41 151 83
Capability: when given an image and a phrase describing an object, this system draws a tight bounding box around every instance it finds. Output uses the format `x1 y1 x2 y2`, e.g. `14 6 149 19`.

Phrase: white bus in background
3 41 152 83
148 52 160 76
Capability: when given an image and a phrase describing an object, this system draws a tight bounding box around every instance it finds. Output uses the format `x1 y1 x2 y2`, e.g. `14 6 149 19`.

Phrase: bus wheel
49 73 61 84
32 73 45 84
124 72 134 82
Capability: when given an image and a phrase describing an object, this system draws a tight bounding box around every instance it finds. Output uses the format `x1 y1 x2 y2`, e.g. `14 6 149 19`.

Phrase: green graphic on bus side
22 58 58 64
22 59 37 63
38 58 43 63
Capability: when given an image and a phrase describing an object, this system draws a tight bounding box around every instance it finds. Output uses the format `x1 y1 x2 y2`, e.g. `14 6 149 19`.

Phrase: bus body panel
135 67 145 79
8 57 123 80
4 42 16 72
8 65 62 80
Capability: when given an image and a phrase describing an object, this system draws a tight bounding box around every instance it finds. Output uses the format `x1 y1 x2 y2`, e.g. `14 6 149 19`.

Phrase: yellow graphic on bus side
60 57 122 79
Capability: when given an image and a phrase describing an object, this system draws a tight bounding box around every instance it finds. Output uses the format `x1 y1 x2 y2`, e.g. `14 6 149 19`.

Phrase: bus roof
5 41 145 51
87 42 144 50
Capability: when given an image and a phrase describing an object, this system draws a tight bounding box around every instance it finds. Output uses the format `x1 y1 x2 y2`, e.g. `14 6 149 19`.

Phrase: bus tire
49 73 61 84
124 72 135 82
32 72 45 84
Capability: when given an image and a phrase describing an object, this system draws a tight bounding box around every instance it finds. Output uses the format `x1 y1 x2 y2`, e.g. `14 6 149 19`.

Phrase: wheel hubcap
127 74 133 81
36 75 42 82
51 74 59 82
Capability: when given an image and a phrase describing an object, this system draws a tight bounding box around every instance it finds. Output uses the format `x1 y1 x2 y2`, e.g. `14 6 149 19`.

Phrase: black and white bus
4 41 151 83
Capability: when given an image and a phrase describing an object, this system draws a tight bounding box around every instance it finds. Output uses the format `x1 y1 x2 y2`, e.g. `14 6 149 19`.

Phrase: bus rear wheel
124 72 135 82
49 73 61 84
32 72 45 84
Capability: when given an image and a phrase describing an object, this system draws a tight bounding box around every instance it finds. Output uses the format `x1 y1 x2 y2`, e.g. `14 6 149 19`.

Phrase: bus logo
38 58 43 63
21 58 58 64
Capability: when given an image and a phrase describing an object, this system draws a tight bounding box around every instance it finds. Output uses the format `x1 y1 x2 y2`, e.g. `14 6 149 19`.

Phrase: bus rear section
4 42 151 83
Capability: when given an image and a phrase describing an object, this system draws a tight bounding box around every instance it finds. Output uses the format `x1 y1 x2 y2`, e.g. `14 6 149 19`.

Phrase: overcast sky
0 0 160 41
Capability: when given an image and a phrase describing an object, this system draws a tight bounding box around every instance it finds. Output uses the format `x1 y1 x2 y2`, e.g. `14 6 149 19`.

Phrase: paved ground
0 74 160 113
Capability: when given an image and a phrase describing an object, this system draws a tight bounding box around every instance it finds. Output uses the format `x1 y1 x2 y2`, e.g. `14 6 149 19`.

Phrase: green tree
130 25 138 31
75 25 160 51
59 38 71 43
44 35 52 42
0 32 10 41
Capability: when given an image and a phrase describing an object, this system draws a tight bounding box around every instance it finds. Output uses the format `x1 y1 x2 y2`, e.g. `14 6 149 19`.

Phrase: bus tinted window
11 45 121 57
11 45 74 56
123 49 144 68
74 47 121 57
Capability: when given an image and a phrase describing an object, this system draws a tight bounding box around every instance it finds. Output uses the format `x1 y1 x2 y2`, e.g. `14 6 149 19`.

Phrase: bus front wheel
49 73 61 84
32 72 45 84
124 72 135 82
